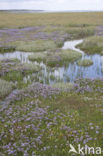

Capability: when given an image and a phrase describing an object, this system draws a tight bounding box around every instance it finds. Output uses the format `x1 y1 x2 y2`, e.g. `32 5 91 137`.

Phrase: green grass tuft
51 82 74 90
0 46 15 53
28 52 47 62
60 49 82 62
29 49 82 67
9 40 58 52
0 79 14 98
77 36 103 54
19 63 41 73
77 59 93 66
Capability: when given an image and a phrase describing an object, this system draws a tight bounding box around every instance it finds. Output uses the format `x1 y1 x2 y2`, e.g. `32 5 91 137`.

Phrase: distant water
0 10 103 13
0 10 44 13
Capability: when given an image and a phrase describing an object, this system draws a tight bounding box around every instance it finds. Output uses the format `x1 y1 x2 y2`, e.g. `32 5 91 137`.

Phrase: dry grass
0 12 103 28
0 12 99 50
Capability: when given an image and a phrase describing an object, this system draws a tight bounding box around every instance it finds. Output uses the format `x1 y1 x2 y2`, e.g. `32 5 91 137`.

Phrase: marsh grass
3 71 23 82
49 74 56 81
0 13 98 53
8 40 57 52
0 46 15 53
101 51 103 55
0 12 103 155
20 63 41 73
60 49 82 62
46 55 63 67
46 50 82 67
1 58 19 63
1 61 41 76
28 52 47 62
51 82 74 90
77 36 103 54
0 59 20 76
1 63 41 88
55 40 64 48
77 59 93 66
29 49 82 67
0 12 103 28
64 26 95 39
0 79 14 98
0 79 103 155
0 65 2 70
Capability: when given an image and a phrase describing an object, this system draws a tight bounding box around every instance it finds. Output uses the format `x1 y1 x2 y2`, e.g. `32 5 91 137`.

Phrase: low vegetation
60 49 82 62
19 63 41 73
47 50 82 67
0 46 15 53
77 36 103 54
51 82 74 90
101 51 103 55
0 79 14 99
0 79 103 155
28 52 47 62
77 59 93 66
0 12 103 155
0 12 103 28
64 26 95 39
46 54 63 67
0 59 41 75
0 60 41 88
0 12 98 54
7 40 58 52
29 49 82 67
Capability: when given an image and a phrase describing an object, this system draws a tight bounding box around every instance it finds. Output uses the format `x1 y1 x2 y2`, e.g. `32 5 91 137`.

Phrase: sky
0 0 103 11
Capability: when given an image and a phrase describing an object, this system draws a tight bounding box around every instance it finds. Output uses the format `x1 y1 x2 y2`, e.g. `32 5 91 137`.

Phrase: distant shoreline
0 10 44 13
0 10 103 13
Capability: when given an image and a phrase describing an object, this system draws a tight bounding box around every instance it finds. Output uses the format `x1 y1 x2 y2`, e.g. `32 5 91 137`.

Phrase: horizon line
0 9 103 12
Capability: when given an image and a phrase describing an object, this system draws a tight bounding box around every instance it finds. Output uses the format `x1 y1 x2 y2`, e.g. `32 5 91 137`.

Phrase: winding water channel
0 39 103 84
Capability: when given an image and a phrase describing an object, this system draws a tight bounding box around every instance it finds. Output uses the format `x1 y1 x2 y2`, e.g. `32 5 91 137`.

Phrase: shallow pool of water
0 39 103 84
62 39 84 54
0 51 33 63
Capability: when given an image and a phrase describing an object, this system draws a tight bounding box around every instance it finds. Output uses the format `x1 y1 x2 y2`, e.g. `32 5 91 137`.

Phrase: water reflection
0 40 103 84
0 51 33 63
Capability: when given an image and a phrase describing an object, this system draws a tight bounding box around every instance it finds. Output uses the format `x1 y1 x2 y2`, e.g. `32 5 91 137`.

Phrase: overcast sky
0 0 103 11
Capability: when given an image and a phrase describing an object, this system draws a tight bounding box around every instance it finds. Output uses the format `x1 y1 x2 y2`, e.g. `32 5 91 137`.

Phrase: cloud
0 0 103 10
